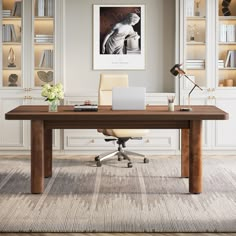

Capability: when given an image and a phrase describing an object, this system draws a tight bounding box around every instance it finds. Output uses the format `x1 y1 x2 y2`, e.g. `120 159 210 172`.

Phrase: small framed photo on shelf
93 4 145 70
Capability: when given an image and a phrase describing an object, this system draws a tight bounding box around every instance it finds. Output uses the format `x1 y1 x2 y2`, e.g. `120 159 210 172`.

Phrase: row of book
2 10 11 17
39 49 53 68
35 34 53 43
36 0 54 17
186 58 236 69
2 1 21 17
186 59 205 69
186 0 194 16
219 24 236 42
2 24 17 42
225 50 236 67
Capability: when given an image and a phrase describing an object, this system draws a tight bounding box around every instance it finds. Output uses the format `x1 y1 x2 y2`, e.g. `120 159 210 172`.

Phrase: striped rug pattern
0 155 235 232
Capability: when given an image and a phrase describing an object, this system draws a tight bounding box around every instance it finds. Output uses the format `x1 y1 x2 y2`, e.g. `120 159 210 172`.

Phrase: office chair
95 73 149 168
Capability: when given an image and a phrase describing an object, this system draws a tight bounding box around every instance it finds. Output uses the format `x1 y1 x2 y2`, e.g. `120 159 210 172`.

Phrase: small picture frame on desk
93 4 145 70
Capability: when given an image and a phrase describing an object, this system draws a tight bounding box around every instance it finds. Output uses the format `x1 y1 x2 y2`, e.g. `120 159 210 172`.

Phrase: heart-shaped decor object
37 71 53 83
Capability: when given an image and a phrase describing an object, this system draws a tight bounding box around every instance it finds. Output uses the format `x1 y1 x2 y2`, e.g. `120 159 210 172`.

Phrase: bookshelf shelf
218 42 236 45
35 67 53 70
34 42 54 46
3 67 21 70
34 17 54 21
2 17 22 21
219 16 236 21
186 68 205 70
219 67 236 70
187 42 205 45
187 16 206 21
2 42 21 45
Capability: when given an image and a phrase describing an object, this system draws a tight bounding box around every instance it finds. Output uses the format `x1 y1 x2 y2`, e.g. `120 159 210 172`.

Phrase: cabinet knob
91 139 95 143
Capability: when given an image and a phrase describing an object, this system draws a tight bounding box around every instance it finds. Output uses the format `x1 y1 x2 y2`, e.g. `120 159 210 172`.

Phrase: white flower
41 83 64 102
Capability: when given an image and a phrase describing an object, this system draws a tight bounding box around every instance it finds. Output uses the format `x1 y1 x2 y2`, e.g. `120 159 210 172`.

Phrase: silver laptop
112 87 146 110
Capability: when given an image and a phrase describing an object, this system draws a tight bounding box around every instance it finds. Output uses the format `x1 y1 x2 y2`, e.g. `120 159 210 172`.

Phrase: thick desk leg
181 129 189 178
31 120 44 194
44 129 52 178
189 120 202 194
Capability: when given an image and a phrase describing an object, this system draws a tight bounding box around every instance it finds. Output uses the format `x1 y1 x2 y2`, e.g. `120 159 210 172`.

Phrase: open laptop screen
112 87 146 110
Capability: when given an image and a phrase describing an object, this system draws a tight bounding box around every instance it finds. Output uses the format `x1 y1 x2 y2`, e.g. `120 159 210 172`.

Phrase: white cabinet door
0 94 29 150
214 95 236 149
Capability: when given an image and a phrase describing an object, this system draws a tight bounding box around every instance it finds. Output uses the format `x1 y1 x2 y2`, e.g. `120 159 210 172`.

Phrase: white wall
64 0 176 94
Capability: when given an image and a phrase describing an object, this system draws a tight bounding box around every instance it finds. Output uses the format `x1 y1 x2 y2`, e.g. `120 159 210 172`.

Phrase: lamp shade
170 64 186 76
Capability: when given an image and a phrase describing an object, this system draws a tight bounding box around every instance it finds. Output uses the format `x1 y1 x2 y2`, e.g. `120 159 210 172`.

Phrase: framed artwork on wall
93 4 145 70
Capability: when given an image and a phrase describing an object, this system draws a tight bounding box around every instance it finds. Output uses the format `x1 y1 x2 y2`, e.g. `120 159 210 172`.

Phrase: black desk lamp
170 63 203 111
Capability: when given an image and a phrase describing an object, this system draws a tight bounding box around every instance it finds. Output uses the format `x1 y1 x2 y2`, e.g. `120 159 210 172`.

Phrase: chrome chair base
95 142 149 168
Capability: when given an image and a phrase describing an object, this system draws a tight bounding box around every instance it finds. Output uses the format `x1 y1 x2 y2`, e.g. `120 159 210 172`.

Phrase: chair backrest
98 74 128 105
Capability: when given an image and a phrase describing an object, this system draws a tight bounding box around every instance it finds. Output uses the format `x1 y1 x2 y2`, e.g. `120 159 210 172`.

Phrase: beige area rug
0 155 236 232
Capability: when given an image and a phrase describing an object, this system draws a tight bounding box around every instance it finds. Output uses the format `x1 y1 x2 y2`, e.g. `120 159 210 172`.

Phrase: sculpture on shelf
37 71 53 83
195 0 201 16
8 74 18 87
187 24 199 41
7 47 16 67
222 0 231 16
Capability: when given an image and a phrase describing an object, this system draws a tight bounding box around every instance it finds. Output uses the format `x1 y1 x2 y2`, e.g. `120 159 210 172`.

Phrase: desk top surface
5 105 229 121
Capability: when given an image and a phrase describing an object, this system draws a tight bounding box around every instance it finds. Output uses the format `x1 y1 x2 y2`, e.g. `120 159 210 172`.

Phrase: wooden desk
5 105 228 194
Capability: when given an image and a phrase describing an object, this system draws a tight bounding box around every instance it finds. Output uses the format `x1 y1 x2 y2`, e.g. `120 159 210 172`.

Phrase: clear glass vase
48 100 58 112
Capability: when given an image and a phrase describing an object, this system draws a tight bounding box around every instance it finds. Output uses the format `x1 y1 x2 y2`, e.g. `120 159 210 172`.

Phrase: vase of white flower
41 83 64 112
48 99 58 112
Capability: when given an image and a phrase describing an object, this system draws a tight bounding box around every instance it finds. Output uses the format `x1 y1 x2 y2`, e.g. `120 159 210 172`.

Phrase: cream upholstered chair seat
98 129 149 138
95 74 149 168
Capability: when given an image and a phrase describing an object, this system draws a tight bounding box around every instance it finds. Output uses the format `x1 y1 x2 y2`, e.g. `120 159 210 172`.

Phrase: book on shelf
37 0 45 16
186 59 205 69
230 51 236 68
12 1 22 17
186 0 194 17
219 24 227 42
225 50 236 67
35 34 54 43
226 24 236 42
225 51 231 67
36 0 54 17
2 24 17 42
38 49 53 68
218 60 224 68
45 0 54 17
219 24 236 42
2 10 11 17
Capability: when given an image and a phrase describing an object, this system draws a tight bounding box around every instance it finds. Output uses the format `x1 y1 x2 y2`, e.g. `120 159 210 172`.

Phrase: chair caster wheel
96 161 102 167
144 158 149 163
118 157 122 161
95 156 100 161
127 162 133 168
